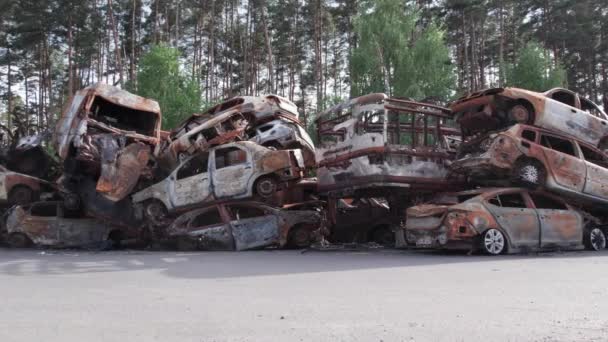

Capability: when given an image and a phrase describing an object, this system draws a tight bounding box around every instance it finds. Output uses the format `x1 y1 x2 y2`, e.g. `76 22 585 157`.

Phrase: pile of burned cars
1 83 325 251
396 87 608 255
3 83 608 256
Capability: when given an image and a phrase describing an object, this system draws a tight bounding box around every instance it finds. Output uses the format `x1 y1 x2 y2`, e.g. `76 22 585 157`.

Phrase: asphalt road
1 247 607 342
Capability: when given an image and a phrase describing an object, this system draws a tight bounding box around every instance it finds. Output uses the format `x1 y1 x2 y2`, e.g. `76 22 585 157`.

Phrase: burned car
4 201 135 248
327 197 397 245
0 165 54 205
155 111 251 173
316 93 461 199
451 87 608 149
55 83 161 202
199 94 299 122
399 188 605 254
133 141 304 222
166 201 324 250
249 118 316 169
451 124 608 206
0 132 57 180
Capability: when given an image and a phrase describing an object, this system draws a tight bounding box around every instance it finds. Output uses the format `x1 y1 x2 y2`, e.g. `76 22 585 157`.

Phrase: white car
132 141 304 222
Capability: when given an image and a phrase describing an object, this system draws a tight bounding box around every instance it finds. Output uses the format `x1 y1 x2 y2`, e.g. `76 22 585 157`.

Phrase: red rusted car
399 188 605 254
451 87 608 149
451 124 608 207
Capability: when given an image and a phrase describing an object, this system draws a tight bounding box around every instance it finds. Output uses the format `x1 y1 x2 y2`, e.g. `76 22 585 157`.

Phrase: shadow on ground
0 247 606 279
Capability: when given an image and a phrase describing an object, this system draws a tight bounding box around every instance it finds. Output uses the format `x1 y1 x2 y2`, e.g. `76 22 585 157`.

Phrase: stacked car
3 83 608 256
2 83 324 251
397 87 608 254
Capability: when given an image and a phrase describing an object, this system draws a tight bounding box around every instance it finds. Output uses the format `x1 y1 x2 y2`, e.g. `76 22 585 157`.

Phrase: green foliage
350 0 455 100
506 41 566 92
135 44 202 129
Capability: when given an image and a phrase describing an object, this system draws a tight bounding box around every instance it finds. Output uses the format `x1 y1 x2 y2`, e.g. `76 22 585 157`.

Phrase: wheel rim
484 229 505 255
590 228 606 251
257 179 276 198
146 202 166 221
519 165 540 184
291 228 311 248
510 105 530 123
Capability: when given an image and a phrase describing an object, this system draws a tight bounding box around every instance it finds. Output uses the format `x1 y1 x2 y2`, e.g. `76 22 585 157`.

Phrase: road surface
0 247 607 342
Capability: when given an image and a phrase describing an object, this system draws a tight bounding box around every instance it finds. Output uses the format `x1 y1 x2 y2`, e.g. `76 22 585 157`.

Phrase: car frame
400 188 605 254
132 141 304 222
166 201 324 250
0 165 54 206
4 201 134 248
451 124 608 206
450 87 608 149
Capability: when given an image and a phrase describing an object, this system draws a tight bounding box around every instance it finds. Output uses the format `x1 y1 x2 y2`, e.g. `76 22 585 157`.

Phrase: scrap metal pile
2 83 608 255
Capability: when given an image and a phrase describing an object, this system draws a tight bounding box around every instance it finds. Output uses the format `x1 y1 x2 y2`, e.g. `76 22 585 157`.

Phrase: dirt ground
0 248 607 342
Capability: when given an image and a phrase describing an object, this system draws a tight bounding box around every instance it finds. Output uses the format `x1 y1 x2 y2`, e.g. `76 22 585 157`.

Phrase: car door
484 191 540 249
539 133 586 191
539 90 582 136
579 97 608 144
579 143 608 200
183 206 235 250
170 152 212 208
528 193 583 248
23 202 61 245
211 145 255 198
226 203 280 250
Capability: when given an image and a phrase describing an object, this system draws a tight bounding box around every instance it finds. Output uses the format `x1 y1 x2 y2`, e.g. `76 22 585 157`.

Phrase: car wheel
176 236 198 251
288 225 312 249
8 186 35 206
482 229 507 255
144 200 168 225
513 159 546 188
508 104 533 124
7 233 32 248
371 226 394 246
255 176 278 199
584 227 606 251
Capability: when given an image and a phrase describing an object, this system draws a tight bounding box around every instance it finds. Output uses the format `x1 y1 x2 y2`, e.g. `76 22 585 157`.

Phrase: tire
63 193 81 211
481 229 507 255
288 225 313 249
584 227 606 251
7 186 35 206
144 200 168 225
508 103 533 124
176 236 198 251
512 159 546 188
371 225 395 246
7 233 32 248
254 176 278 199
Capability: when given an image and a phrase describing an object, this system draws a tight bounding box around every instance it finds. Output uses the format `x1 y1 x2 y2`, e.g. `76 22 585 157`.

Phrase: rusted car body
316 93 461 197
166 201 324 250
451 87 608 148
451 124 608 206
200 94 299 122
398 188 605 254
4 201 135 248
54 83 161 201
0 132 57 179
0 165 54 205
327 197 397 245
155 111 251 172
249 118 316 169
132 141 304 222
